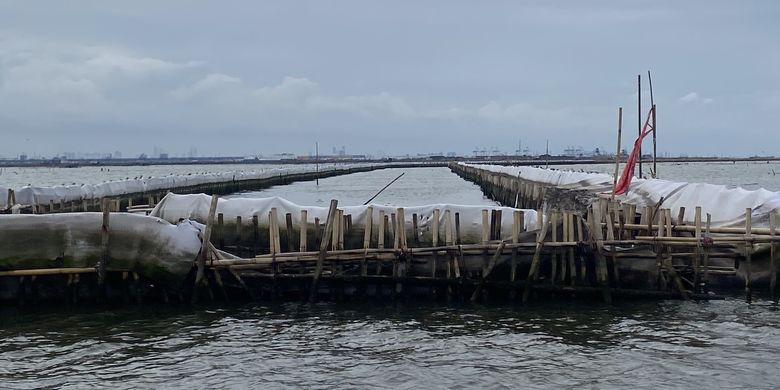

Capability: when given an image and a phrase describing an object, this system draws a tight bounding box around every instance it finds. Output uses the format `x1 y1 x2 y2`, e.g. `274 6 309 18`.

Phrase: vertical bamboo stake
567 212 576 286
285 213 294 253
745 207 753 303
677 207 686 225
445 209 455 278
663 209 688 299
550 212 559 284
268 210 278 254
652 104 657 178
272 209 281 254
338 210 345 251
361 207 373 277
481 209 490 243
770 212 777 302
378 210 386 250
412 213 419 246
511 210 521 283
98 198 110 290
455 212 462 245
432 208 440 277
703 213 712 291
193 195 218 303
300 210 308 252
693 207 702 293
397 208 407 250
638 74 643 178
591 204 612 303
391 212 398 250
523 210 551 304
612 107 623 198
310 199 338 303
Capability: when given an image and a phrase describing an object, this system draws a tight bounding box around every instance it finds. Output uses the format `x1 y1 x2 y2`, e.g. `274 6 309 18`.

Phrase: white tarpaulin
2 164 377 208
0 213 202 285
465 163 780 228
150 193 540 244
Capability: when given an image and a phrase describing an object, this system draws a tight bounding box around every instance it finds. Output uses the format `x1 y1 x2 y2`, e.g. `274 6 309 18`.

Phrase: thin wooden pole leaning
192 194 219 303
612 107 623 198
309 199 338 303
523 209 551 304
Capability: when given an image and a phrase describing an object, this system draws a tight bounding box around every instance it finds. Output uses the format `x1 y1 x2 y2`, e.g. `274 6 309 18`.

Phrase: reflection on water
1 300 780 389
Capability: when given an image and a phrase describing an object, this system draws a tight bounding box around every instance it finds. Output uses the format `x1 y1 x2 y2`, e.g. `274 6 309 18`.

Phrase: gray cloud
0 1 779 158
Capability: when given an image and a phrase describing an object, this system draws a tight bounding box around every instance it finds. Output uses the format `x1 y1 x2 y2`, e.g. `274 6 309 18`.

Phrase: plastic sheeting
0 187 8 210
0 213 202 285
464 163 780 228
3 164 376 208
150 193 540 244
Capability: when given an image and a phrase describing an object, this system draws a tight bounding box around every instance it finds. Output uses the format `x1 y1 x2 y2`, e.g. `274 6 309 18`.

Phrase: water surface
1 300 779 389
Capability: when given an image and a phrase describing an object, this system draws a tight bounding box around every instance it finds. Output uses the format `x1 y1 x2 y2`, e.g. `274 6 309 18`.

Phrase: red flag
614 107 655 195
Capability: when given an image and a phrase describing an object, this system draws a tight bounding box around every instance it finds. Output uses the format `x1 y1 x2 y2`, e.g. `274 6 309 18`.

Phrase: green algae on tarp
0 213 201 287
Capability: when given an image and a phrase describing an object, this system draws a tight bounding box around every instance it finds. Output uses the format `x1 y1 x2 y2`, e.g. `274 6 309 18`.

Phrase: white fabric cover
464 163 780 228
150 193 539 243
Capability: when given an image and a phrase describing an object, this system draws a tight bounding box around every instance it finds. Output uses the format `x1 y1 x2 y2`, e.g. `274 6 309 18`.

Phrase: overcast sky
0 1 778 158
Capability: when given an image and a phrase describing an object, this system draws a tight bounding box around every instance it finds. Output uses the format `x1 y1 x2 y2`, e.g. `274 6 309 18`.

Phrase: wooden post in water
550 212 559 284
432 209 440 277
377 210 386 250
702 213 712 292
310 199 338 303
523 210 551 304
285 213 294 253
300 210 308 252
770 212 777 301
361 207 373 277
591 204 612 303
192 195 218 303
98 198 111 293
745 208 753 303
693 207 702 293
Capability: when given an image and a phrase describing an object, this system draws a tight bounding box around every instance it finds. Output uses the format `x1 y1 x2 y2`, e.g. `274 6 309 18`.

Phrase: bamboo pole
432 209 440 277
361 207 373 277
693 207 702 292
745 208 753 303
550 212 559 284
703 213 712 292
378 210 386 250
285 212 294 253
523 209 551 304
638 74 642 178
612 107 623 198
98 198 110 290
309 199 338 303
193 195 219 303
771 212 777 301
591 204 612 303
300 210 308 252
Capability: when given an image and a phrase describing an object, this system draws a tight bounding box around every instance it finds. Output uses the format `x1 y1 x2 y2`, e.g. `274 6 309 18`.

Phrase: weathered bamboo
300 210 308 252
591 204 612 303
745 208 753 303
378 210 386 250
523 210 551 304
309 199 338 302
98 198 110 289
771 212 777 301
193 195 219 303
